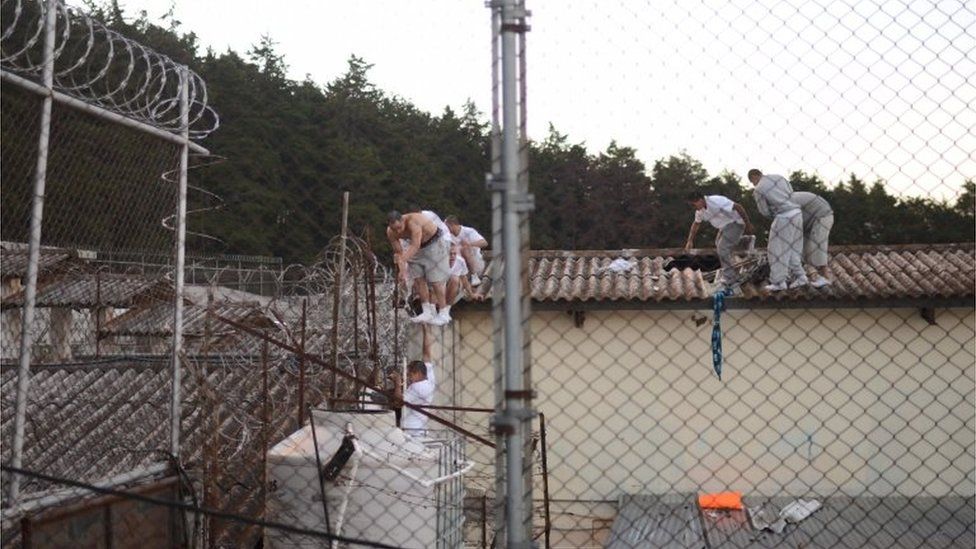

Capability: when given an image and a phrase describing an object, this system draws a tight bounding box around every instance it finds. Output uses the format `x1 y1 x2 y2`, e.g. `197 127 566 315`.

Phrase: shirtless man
387 210 452 325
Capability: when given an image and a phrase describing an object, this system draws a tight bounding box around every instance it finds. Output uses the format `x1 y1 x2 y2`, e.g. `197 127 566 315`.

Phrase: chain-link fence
448 0 975 547
3 0 974 547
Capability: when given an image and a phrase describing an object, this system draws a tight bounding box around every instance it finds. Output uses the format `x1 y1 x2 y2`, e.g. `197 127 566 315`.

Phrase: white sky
119 0 975 199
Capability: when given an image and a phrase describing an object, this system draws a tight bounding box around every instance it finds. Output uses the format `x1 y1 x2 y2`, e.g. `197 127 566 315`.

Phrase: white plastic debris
780 498 821 524
749 498 821 534
605 258 636 273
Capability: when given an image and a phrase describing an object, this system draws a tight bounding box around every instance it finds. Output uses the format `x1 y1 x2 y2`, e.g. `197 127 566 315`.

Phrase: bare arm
685 221 701 250
422 324 432 363
732 203 754 233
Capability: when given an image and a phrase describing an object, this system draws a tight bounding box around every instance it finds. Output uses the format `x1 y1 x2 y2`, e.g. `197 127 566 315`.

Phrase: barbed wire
0 0 218 138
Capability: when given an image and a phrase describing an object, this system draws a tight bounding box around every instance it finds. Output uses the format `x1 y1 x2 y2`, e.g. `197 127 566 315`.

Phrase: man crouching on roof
387 210 452 326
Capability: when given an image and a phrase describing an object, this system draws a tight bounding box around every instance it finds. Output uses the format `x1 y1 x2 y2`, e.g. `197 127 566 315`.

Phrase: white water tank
265 409 458 548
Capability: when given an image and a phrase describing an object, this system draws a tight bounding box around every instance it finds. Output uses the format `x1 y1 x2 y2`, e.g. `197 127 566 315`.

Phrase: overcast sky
118 0 975 199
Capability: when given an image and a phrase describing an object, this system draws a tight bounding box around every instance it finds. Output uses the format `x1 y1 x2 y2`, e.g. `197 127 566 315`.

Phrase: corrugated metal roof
480 243 975 304
0 246 75 280
100 303 271 337
609 494 975 548
1 272 167 309
606 493 707 548
0 356 333 546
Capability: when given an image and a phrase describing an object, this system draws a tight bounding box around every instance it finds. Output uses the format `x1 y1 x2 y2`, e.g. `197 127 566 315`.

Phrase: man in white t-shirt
446 245 483 304
684 191 754 290
444 216 488 286
395 326 437 435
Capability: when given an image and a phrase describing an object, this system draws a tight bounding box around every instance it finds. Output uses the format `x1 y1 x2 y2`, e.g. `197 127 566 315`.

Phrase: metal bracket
486 173 506 192
505 389 536 400
501 22 532 33
490 414 516 435
510 408 537 420
511 192 535 212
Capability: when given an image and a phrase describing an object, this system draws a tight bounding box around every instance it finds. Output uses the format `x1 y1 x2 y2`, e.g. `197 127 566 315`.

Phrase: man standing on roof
684 192 755 291
387 210 452 325
792 191 834 288
393 325 437 436
445 215 488 286
748 169 807 291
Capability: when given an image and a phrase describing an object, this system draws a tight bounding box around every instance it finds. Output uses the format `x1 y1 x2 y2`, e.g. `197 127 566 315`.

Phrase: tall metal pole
8 0 58 504
488 2 507 545
499 0 533 545
170 65 190 457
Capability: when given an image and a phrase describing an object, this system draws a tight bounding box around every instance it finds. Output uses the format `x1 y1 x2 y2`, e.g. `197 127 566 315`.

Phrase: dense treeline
81 6 976 261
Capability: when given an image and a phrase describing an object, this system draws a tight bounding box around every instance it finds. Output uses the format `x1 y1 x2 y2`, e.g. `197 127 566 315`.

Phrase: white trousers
768 210 805 284
803 214 833 268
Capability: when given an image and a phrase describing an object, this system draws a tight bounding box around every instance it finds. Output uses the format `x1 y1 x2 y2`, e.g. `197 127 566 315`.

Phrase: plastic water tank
265 410 441 548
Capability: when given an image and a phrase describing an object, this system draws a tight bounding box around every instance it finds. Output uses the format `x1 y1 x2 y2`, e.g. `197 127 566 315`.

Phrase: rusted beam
212 313 495 448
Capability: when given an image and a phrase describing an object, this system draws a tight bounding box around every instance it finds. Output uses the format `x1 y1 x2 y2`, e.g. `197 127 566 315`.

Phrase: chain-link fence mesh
3 0 974 547
449 0 975 547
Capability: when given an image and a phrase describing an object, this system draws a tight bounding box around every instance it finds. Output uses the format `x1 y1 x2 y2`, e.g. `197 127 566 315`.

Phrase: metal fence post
495 0 534 545
8 0 58 504
488 1 507 544
170 65 190 457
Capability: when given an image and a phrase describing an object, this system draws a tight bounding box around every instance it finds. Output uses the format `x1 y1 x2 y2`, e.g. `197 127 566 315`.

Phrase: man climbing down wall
386 210 452 325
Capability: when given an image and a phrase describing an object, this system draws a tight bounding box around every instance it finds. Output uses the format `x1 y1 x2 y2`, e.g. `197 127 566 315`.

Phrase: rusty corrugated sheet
100 303 269 337
0 246 75 280
1 273 167 309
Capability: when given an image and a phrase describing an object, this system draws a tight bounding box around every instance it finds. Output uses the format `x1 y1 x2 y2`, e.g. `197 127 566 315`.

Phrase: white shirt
402 361 436 432
451 255 469 277
451 226 486 261
694 195 743 230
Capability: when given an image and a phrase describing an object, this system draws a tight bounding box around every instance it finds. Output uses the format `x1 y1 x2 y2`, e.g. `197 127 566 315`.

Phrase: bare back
387 212 439 258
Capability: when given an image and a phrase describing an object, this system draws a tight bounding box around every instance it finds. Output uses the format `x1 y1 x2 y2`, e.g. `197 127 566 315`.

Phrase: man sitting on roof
684 192 754 291
445 215 488 287
387 210 451 326
446 244 484 304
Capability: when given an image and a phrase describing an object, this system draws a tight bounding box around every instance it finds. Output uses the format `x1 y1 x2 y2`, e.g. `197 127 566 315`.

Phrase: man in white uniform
792 191 834 287
446 245 482 304
748 169 807 291
684 192 754 290
396 326 436 436
445 216 488 286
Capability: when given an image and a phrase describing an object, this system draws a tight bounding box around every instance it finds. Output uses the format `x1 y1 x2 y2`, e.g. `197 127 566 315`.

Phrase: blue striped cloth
711 288 733 380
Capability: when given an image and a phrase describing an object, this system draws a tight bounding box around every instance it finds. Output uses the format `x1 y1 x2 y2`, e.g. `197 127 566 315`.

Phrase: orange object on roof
698 491 743 510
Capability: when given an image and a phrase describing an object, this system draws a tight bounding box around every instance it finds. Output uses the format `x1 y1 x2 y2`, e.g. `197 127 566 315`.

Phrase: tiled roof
1 272 167 309
480 243 975 304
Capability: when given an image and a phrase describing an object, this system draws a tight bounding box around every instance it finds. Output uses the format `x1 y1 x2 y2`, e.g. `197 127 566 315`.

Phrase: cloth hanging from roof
711 289 732 379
